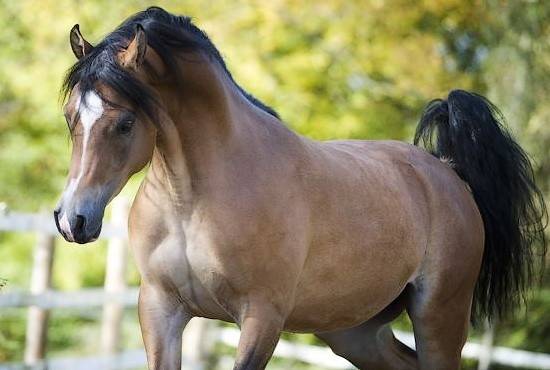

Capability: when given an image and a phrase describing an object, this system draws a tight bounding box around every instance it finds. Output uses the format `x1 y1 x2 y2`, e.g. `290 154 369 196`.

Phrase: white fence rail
1 323 550 370
1 205 550 369
0 288 139 309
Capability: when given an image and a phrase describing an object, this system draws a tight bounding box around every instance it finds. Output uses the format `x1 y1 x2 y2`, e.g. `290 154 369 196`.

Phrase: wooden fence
1 198 550 370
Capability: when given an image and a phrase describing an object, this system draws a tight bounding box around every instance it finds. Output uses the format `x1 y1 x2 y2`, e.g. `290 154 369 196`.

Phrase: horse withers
54 7 547 370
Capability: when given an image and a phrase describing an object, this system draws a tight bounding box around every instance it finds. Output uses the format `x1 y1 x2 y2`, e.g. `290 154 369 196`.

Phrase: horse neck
146 52 285 213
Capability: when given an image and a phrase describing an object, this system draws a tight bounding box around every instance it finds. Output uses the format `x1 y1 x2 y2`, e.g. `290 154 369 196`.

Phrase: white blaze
77 91 104 184
79 91 104 138
59 91 104 239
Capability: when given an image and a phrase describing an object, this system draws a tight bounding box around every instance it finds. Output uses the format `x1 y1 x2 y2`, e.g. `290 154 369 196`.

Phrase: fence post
24 230 56 364
101 197 130 355
182 318 214 370
477 319 495 370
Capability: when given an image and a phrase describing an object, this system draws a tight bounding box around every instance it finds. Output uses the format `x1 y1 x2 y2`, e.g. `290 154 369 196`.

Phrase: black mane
62 6 279 119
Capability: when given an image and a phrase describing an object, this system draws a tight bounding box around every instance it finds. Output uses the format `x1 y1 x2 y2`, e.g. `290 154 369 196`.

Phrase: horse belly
285 216 423 333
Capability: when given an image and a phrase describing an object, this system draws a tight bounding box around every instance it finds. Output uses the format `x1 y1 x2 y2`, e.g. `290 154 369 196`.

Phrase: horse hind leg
316 292 417 370
406 234 482 370
406 279 474 370
405 285 472 370
317 323 417 370
406 224 483 369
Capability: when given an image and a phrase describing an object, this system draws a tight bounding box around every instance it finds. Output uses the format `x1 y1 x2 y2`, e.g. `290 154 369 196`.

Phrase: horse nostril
53 210 61 231
75 214 86 234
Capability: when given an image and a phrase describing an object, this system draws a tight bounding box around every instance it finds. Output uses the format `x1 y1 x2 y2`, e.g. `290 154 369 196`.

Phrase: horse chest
143 229 233 320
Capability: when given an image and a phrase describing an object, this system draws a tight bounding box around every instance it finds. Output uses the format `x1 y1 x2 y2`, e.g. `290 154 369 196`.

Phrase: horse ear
69 24 93 60
119 24 147 71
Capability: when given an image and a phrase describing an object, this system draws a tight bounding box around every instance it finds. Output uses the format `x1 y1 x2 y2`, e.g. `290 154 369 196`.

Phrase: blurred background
0 0 549 369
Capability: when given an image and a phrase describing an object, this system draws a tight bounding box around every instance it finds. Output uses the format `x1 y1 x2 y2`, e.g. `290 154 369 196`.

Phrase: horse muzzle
54 186 110 244
54 206 103 244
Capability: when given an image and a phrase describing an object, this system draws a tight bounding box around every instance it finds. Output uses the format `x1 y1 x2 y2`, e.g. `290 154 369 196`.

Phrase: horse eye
116 116 135 135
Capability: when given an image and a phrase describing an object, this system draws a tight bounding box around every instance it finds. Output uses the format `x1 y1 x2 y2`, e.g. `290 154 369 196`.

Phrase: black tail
414 89 547 324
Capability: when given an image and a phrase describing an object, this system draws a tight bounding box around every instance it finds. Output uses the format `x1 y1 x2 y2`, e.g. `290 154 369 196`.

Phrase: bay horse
54 7 547 370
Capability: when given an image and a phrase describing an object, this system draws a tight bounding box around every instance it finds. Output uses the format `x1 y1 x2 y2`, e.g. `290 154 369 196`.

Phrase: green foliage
0 308 143 362
0 311 26 362
0 233 34 287
0 0 549 367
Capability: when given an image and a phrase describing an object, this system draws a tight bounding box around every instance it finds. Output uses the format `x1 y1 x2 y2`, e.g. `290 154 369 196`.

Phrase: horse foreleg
138 284 191 370
233 301 284 370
